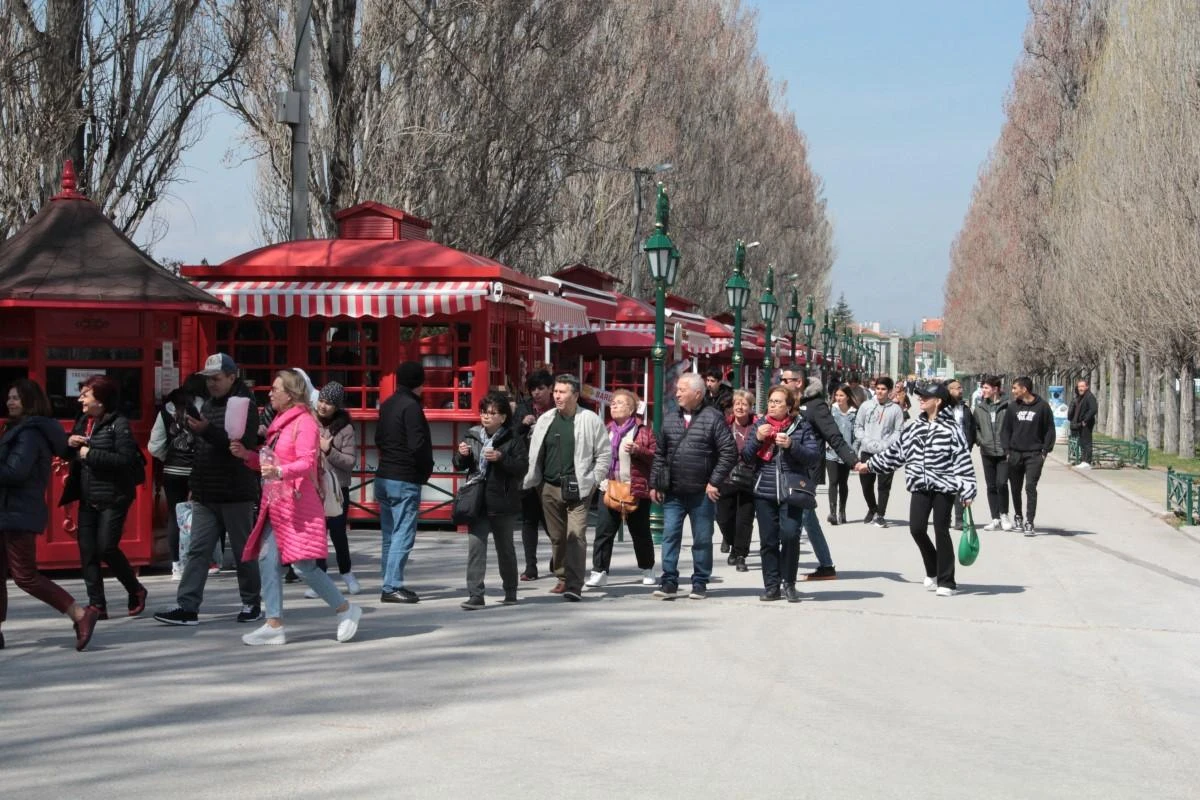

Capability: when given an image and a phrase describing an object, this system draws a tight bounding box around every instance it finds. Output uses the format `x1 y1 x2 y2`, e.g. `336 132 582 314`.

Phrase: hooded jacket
189 381 261 504
318 409 357 490
973 396 1009 457
453 422 530 516
61 412 141 510
0 416 68 532
1068 390 1098 431
1001 394 1056 455
797 379 858 477
854 395 904 456
865 407 977 501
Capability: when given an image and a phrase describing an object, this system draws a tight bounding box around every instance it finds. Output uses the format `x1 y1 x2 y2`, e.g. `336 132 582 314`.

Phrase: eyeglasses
767 398 788 406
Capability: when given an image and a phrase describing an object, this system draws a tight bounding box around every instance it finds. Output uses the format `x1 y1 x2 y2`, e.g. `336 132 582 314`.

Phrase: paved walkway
2 454 1199 799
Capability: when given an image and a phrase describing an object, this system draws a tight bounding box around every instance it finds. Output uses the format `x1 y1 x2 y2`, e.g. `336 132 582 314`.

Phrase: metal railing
1166 467 1200 524
1069 435 1148 469
346 468 455 524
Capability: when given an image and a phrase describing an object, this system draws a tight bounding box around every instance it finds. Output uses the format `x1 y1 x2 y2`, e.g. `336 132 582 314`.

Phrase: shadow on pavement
959 583 1026 596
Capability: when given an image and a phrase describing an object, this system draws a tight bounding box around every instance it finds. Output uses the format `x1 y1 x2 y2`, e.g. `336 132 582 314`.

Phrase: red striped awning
190 280 499 318
527 293 590 329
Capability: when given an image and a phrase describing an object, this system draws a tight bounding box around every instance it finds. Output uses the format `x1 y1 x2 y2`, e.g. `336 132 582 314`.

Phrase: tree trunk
1146 357 1162 450
1108 353 1124 438
1123 351 1136 438
1180 359 1195 459
1163 367 1180 455
1097 358 1108 432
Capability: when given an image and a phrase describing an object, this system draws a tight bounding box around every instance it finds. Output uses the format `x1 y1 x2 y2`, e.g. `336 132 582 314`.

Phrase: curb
1046 453 1179 526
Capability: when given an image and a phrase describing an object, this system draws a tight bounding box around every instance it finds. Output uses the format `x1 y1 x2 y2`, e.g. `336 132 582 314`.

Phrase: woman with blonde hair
716 388 757 572
231 369 361 645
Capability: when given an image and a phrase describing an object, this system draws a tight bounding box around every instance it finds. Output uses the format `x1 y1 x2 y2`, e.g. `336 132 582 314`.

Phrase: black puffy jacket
61 413 140 510
189 382 261 504
376 386 433 484
650 402 737 495
452 423 530 516
797 390 858 482
0 416 68 532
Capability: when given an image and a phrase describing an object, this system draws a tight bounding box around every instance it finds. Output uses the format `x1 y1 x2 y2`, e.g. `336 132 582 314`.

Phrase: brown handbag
603 480 640 515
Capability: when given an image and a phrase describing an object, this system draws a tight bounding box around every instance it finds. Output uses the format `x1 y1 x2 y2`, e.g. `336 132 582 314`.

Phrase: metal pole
631 171 643 300
289 1 312 241
650 277 667 546
732 305 744 389
761 321 773 414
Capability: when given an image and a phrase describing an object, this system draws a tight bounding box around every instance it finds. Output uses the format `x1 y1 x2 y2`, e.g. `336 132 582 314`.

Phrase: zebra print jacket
864 408 977 502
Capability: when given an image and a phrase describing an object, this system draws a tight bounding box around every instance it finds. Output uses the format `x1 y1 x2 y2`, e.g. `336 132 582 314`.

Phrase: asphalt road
2 455 1198 799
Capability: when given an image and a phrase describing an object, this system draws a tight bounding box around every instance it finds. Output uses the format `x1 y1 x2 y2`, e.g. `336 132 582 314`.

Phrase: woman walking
307 382 361 596
587 389 657 587
856 383 976 596
825 384 858 526
62 375 148 620
1 380 100 651
453 391 529 608
743 386 822 603
232 369 362 644
716 389 756 572
148 384 201 579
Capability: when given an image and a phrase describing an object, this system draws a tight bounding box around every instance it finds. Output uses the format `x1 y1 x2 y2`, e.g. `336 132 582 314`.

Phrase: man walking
155 354 262 625
796 376 860 579
376 361 434 604
523 375 610 601
1001 376 1056 536
946 378 977 529
854 376 904 527
1068 378 1098 470
650 373 737 599
515 370 554 580
972 376 1012 531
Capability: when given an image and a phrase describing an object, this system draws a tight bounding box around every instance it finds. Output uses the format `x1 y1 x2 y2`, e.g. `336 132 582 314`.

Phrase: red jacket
625 423 657 499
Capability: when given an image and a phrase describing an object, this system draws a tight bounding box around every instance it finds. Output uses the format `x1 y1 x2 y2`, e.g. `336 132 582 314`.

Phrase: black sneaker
154 607 199 626
562 590 582 602
735 556 749 573
720 542 731 554
760 586 782 601
236 604 263 623
783 583 803 603
501 593 518 606
726 553 737 566
652 584 678 600
1013 514 1024 530
380 588 420 604
804 566 837 581
460 596 485 610
863 511 876 524
1023 520 1036 537
874 517 889 529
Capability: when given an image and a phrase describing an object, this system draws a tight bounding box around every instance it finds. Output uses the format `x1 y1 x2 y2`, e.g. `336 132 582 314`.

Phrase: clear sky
149 0 1030 334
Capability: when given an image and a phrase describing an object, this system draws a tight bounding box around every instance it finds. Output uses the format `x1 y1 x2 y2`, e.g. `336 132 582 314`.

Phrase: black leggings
317 487 352 574
76 501 141 609
908 489 956 589
824 461 850 515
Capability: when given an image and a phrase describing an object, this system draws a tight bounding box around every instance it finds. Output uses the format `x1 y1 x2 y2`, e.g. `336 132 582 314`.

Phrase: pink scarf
756 414 792 461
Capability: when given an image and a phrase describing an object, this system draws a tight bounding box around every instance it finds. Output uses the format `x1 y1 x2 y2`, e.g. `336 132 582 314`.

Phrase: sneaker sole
652 591 677 600
242 636 286 645
562 592 582 601
154 616 199 626
804 574 838 581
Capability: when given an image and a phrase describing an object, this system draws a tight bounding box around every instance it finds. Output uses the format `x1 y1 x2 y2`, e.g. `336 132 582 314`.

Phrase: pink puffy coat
242 405 328 563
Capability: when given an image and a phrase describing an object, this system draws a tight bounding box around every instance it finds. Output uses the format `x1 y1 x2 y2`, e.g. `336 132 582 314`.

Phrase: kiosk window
215 319 289 406
304 319 381 410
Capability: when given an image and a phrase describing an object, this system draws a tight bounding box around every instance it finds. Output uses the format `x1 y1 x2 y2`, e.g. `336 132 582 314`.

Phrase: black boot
735 556 748 572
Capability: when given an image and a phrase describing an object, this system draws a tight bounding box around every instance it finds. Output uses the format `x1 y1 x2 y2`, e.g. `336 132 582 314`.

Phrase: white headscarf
291 367 320 408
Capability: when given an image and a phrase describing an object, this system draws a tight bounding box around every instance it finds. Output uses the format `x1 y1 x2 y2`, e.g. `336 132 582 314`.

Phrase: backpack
161 407 196 457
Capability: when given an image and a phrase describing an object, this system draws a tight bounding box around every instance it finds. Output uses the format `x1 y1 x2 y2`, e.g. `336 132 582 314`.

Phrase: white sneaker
1076 462 1091 470
242 623 286 646
336 604 362 642
171 561 182 581
641 568 658 586
936 586 957 597
585 570 608 588
1000 514 1013 531
923 576 937 592
342 572 362 595
304 587 319 599
983 518 1001 531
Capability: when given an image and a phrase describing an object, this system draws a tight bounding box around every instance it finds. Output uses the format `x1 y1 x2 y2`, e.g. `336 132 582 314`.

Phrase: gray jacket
522 407 611 498
319 411 358 490
854 397 905 455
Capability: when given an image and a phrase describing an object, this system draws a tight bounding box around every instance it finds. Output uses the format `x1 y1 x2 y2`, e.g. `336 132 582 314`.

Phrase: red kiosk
180 201 589 522
0 163 228 569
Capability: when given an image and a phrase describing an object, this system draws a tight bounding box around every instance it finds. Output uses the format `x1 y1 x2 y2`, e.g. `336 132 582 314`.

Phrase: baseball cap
913 383 950 404
199 353 237 377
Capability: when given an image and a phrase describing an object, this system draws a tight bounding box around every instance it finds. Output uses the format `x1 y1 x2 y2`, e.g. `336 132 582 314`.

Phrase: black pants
520 488 548 575
1077 426 1094 463
466 513 518 597
754 498 801 589
76 501 141 610
1008 451 1045 523
825 461 850 515
162 472 191 562
859 456 893 516
909 490 955 588
592 499 654 573
716 489 755 558
979 454 1010 520
317 487 352 575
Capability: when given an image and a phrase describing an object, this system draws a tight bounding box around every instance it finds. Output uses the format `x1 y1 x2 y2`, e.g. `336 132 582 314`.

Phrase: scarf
477 426 500 480
756 414 793 461
608 417 638 478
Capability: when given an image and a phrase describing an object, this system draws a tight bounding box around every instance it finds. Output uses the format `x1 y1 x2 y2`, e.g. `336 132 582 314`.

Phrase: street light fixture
725 240 752 389
786 288 800 369
630 161 674 300
758 265 778 413
644 182 677 546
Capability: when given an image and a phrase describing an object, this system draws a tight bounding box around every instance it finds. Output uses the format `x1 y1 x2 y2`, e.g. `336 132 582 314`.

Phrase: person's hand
484 447 501 462
230 441 247 459
853 462 869 474
68 434 88 448
79 446 90 459
705 483 720 502
600 479 609 494
621 439 635 453
963 498 972 507
522 414 536 426
775 432 791 448
650 489 664 504
457 441 470 456
319 434 332 454
757 424 773 441
261 463 280 479
186 415 209 433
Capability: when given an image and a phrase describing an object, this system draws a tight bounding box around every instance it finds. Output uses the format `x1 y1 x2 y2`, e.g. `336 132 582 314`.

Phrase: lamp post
826 317 838 388
758 265 778 413
725 241 751 389
786 288 800 370
643 182 678 546
802 296 816 380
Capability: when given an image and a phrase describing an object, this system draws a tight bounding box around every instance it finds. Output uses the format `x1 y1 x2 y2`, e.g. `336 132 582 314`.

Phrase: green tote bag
957 505 980 566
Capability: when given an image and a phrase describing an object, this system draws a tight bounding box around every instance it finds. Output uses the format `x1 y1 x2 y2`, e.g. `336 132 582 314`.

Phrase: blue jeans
754 499 801 588
802 508 834 569
376 478 422 593
660 492 715 590
258 524 346 620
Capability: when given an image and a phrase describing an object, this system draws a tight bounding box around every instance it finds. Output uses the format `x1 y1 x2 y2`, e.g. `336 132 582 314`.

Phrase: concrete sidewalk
2 455 1199 799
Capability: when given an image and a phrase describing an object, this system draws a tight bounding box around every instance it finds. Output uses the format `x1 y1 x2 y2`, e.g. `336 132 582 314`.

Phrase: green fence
1069 435 1148 469
1166 467 1200 524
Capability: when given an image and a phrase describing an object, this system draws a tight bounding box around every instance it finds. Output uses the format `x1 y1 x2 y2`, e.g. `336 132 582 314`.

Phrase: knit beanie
396 361 425 390
318 382 346 408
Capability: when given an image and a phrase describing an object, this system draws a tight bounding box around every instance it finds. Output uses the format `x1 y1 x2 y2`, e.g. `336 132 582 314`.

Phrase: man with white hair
649 373 737 600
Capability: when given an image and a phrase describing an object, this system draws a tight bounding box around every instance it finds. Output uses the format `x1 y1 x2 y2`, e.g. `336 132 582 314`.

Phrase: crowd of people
0 349 1088 651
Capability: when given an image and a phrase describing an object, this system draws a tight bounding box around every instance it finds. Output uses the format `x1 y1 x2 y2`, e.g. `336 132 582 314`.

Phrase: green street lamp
725 240 751 389
644 182 677 546
758 265 778 413
802 295 816 379
786 288 801 369
825 316 838 387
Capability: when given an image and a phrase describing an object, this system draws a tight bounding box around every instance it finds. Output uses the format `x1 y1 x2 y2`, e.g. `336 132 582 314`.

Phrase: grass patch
1093 432 1200 472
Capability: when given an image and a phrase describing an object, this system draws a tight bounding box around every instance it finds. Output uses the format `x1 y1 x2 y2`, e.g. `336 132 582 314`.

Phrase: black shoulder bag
775 420 816 510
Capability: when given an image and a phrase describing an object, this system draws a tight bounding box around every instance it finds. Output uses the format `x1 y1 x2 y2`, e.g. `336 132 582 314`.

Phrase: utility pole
276 1 313 241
